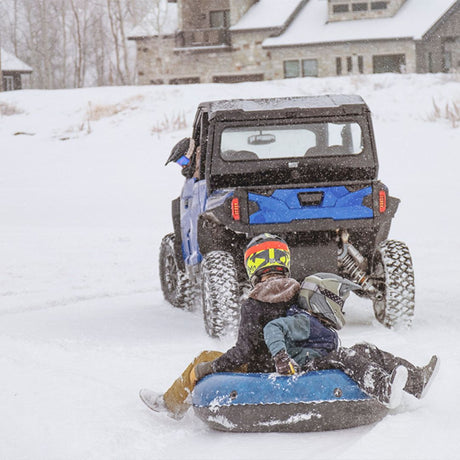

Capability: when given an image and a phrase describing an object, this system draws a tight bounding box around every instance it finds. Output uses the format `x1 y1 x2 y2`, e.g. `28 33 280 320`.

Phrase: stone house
128 0 460 85
0 48 33 91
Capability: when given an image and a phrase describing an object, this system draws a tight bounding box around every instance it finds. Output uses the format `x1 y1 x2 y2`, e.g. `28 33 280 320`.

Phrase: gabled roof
1 48 32 73
128 0 178 38
127 0 458 44
263 0 459 48
230 0 305 32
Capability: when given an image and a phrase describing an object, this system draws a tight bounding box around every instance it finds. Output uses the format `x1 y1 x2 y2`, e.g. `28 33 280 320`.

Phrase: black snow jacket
212 276 300 373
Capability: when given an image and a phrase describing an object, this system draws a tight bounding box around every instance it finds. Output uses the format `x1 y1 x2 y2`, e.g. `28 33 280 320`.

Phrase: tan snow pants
163 350 223 418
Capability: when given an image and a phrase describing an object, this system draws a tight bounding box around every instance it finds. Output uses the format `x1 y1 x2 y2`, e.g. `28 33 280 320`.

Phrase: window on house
352 3 368 11
333 4 349 13
428 53 433 73
347 56 353 73
358 55 364 73
210 10 230 28
302 59 318 77
3 75 14 91
443 51 452 72
373 54 406 73
371 2 387 10
336 57 342 75
213 74 264 83
283 59 318 78
284 60 301 78
169 77 201 85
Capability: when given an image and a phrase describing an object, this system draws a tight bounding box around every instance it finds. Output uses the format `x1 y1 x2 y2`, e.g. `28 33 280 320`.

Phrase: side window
200 114 208 176
190 116 201 180
192 113 208 180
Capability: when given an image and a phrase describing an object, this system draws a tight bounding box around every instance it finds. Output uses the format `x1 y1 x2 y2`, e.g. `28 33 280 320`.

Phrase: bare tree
21 0 57 88
0 0 152 89
69 0 84 87
0 29 3 92
107 0 134 85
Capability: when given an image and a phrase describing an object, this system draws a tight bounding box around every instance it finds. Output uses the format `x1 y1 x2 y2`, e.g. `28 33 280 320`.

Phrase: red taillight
231 197 241 221
379 190 387 213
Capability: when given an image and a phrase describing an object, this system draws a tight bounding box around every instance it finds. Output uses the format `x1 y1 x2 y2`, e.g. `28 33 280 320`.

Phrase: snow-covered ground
0 73 459 460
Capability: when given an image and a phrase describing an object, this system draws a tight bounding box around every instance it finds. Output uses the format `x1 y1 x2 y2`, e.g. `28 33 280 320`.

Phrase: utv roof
199 95 369 120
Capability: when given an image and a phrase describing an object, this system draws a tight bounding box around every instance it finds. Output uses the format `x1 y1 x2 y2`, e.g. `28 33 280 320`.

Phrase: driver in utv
140 234 438 418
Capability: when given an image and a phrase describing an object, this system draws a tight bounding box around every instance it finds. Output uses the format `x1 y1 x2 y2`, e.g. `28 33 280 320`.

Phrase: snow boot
404 355 440 399
139 389 185 420
386 366 409 409
365 365 408 409
139 389 168 412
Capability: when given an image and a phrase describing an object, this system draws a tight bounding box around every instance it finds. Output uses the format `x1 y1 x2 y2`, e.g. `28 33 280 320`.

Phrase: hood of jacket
249 276 300 304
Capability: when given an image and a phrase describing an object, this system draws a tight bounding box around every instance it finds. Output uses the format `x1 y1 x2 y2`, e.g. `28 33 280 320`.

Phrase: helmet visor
309 292 345 330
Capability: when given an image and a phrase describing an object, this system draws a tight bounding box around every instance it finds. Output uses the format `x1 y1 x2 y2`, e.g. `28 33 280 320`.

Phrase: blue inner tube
192 370 388 432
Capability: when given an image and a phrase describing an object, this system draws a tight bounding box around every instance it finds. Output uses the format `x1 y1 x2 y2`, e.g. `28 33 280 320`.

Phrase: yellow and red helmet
244 233 290 284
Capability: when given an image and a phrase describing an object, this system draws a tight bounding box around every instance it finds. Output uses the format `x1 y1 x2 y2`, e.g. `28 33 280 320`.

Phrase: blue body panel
205 188 234 211
180 179 208 266
192 370 370 407
248 186 372 224
179 182 372 266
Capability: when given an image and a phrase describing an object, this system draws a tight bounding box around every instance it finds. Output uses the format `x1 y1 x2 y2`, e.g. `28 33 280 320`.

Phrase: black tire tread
373 240 415 329
159 233 194 310
201 251 241 337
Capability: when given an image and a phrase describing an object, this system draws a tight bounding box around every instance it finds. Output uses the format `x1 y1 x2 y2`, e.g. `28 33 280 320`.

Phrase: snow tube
192 370 388 432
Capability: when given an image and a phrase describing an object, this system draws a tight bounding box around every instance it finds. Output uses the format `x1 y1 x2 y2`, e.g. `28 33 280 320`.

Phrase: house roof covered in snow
230 0 305 32
263 0 459 48
128 1 178 38
1 48 32 73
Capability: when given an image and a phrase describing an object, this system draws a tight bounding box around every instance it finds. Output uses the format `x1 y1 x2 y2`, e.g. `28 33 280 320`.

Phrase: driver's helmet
244 233 290 285
298 273 361 329
165 138 195 169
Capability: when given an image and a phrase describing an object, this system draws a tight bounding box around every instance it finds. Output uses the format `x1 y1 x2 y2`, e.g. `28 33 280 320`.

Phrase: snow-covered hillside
0 73 459 460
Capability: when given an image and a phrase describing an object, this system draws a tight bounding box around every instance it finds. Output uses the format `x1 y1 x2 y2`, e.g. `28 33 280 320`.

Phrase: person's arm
263 315 309 375
212 302 260 372
263 316 289 357
263 315 311 356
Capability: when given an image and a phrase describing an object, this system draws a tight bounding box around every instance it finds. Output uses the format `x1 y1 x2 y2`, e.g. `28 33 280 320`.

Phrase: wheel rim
371 253 387 323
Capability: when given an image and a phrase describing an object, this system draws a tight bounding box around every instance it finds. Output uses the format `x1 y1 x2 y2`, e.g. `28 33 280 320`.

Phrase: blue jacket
263 306 338 367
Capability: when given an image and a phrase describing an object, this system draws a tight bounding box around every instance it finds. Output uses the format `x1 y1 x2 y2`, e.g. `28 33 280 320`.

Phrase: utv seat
305 145 348 156
221 150 259 161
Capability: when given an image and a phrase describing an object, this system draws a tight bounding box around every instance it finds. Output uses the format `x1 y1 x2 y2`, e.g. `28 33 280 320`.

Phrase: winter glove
190 360 215 385
273 349 300 375
302 354 332 373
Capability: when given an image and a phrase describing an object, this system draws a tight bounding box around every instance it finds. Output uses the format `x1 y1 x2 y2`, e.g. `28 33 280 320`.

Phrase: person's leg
162 350 223 418
350 343 439 398
309 347 407 408
350 342 414 372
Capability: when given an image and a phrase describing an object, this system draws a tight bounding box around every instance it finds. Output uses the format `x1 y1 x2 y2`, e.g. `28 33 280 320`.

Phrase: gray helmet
298 273 361 329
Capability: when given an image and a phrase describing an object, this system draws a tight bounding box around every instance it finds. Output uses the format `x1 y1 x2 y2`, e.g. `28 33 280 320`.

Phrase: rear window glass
220 122 363 161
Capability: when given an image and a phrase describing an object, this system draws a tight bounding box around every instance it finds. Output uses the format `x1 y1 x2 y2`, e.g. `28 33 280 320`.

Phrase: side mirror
165 137 193 166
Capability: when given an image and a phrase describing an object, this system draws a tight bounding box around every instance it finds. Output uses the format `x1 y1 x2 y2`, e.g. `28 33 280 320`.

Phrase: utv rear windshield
209 116 377 188
220 122 363 161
